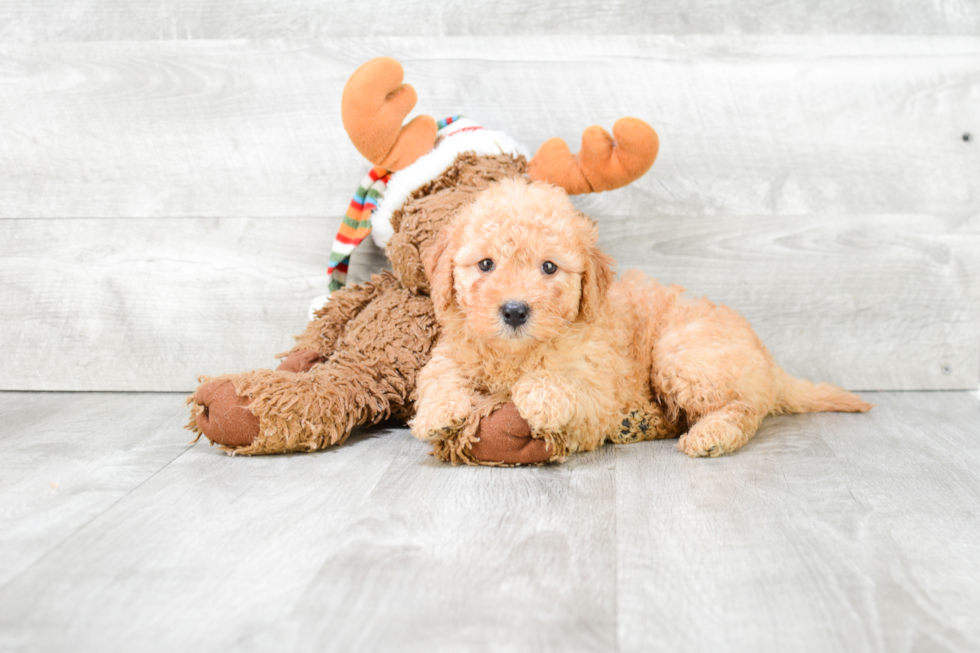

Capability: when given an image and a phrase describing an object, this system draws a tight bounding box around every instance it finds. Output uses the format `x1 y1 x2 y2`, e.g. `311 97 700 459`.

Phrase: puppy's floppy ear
578 241 615 323
423 218 461 315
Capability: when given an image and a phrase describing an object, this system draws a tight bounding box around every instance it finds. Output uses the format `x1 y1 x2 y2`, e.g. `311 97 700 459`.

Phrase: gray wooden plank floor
0 391 978 652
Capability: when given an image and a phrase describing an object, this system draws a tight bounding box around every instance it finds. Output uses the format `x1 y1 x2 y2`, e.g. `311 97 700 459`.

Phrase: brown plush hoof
276 349 324 373
193 380 260 448
471 403 552 465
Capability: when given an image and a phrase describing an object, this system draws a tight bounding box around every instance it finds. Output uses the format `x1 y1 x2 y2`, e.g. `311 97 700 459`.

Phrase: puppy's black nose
500 301 530 328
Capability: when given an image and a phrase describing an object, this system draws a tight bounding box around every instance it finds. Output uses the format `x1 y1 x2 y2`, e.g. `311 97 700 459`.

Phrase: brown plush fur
388 153 530 294
412 179 872 460
187 154 529 455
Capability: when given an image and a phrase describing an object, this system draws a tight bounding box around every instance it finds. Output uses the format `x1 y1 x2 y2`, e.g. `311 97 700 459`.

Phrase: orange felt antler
341 57 438 172
528 118 659 194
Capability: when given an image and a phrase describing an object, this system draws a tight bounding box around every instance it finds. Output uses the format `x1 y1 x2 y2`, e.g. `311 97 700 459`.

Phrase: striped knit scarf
327 166 391 292
326 117 465 292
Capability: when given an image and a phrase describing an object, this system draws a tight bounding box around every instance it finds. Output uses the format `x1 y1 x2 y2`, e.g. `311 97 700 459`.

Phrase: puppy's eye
478 258 495 272
541 261 558 275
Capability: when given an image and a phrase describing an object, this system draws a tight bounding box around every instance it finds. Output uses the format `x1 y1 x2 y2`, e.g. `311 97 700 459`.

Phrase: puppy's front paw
410 392 472 442
511 377 575 433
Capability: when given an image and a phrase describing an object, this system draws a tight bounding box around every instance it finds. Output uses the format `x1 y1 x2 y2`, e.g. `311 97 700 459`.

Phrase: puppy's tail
772 369 874 415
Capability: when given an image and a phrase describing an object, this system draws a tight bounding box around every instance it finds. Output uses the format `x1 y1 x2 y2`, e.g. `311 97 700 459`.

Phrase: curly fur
186 154 529 456
411 178 872 459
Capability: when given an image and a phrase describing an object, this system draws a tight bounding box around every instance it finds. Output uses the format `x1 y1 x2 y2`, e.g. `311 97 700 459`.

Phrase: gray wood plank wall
0 11 978 392
2 1 978 40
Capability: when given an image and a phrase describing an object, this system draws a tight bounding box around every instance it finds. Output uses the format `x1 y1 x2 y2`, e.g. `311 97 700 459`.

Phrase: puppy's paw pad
609 410 654 444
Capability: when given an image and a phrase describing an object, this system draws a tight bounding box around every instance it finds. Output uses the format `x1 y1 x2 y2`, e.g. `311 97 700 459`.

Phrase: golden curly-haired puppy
411 178 872 463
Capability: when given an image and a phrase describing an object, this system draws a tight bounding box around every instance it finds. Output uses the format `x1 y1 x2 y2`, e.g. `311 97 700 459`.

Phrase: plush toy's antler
528 118 659 194
341 57 438 172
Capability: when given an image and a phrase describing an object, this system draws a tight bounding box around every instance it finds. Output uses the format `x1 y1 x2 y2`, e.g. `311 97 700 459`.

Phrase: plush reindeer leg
210 351 413 455
427 397 556 467
528 117 659 194
187 272 407 451
215 285 436 455
341 57 437 172
470 403 554 465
